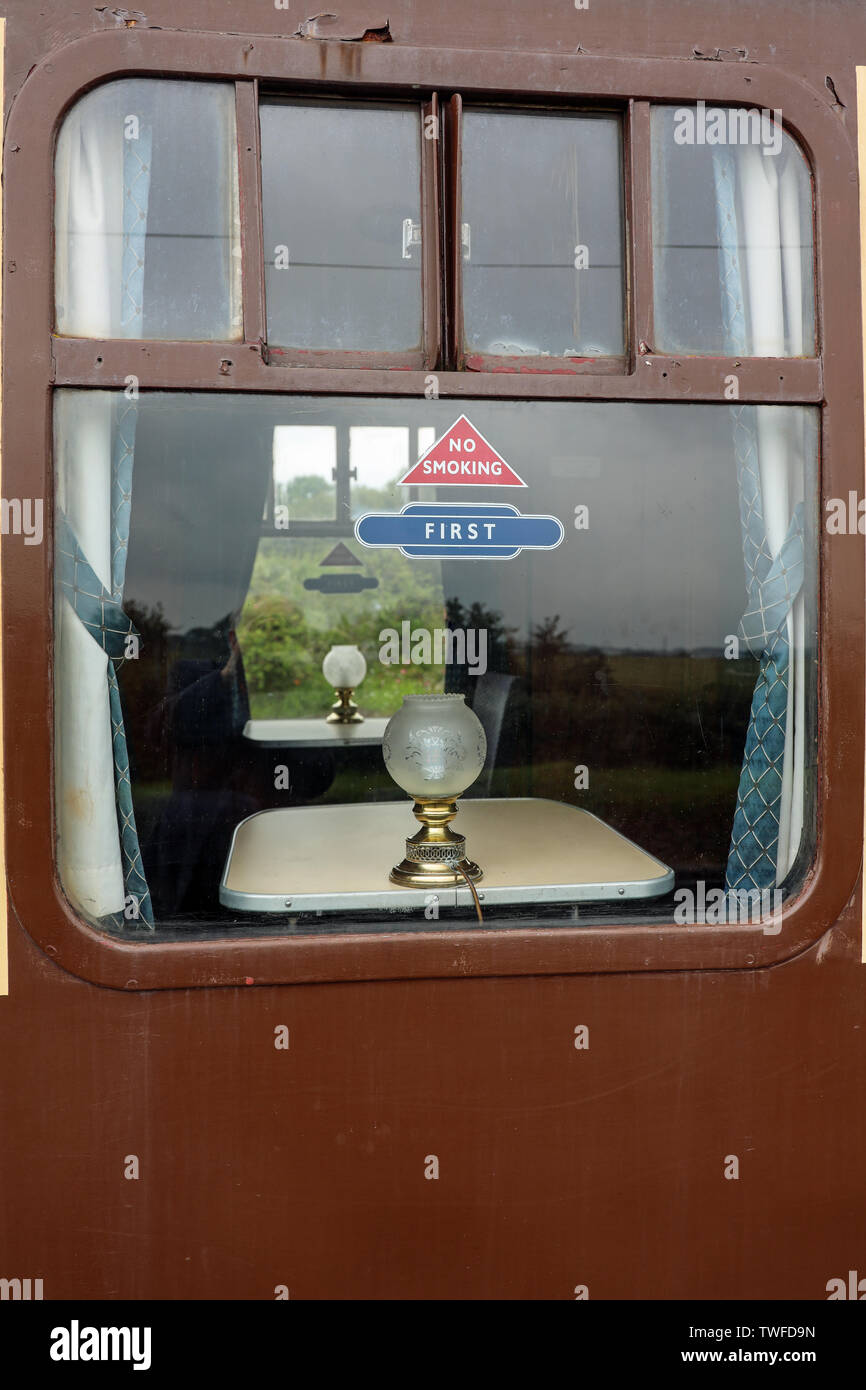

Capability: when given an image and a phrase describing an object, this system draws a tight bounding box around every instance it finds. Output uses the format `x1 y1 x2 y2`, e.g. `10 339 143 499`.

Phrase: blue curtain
713 147 805 893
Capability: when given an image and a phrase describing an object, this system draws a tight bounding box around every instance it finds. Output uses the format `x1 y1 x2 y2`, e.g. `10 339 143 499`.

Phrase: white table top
220 797 674 913
243 717 389 748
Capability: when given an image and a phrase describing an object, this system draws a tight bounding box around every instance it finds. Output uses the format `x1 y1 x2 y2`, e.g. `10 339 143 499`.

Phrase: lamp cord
454 862 484 924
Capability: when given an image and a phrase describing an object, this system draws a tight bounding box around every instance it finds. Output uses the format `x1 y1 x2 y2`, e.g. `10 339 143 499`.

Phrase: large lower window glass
54 393 817 937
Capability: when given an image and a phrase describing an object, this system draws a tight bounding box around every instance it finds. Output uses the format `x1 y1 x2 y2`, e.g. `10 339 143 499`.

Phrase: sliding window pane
261 101 423 352
461 110 625 358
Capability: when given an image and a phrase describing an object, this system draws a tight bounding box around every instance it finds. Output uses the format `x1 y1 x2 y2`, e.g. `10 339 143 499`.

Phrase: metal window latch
461 222 471 261
402 218 422 259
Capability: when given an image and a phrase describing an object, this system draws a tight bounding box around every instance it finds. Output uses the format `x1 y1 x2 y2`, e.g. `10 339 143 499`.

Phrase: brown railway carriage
0 0 864 1301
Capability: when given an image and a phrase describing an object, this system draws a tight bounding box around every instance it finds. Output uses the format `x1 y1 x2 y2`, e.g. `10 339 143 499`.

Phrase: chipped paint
94 6 147 25
295 13 392 42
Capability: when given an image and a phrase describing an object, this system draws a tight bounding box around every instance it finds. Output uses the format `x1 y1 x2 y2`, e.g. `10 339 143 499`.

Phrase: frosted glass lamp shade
383 694 486 800
322 645 367 689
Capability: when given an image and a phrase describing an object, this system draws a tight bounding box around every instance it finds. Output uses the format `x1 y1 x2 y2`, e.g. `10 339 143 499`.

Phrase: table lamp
322 644 367 724
382 693 487 887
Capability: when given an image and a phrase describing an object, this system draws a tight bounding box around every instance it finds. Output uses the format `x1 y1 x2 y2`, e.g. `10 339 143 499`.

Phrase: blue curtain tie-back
737 502 804 657
57 506 154 928
57 509 140 661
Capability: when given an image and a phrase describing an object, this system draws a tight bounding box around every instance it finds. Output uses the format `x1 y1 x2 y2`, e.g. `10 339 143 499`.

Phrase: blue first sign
354 503 564 560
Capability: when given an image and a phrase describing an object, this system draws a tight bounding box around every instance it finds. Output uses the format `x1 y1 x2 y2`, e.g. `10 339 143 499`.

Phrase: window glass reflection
261 101 423 352
462 110 625 358
55 79 241 341
54 393 817 935
651 105 816 355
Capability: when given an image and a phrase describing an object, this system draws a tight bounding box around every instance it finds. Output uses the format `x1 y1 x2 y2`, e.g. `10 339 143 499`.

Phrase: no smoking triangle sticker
398 415 527 487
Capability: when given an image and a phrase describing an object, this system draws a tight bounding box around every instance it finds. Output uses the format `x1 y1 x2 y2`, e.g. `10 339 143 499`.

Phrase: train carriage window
43 71 828 963
55 79 241 341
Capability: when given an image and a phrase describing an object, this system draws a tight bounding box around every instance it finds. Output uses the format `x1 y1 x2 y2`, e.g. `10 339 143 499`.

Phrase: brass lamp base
389 798 483 888
326 687 364 724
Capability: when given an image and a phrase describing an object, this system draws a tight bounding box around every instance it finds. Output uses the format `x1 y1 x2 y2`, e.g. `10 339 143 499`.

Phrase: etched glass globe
383 694 486 800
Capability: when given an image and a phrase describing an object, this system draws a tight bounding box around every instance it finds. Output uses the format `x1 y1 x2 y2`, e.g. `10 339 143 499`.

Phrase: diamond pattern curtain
713 144 805 892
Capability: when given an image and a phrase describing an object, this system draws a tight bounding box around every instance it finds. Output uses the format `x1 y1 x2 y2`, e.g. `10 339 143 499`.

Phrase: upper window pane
461 110 625 358
651 105 816 355
55 79 241 341
261 101 423 352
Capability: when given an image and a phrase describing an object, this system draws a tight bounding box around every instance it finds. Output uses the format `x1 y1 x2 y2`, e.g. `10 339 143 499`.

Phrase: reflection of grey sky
376 400 812 651
117 395 813 650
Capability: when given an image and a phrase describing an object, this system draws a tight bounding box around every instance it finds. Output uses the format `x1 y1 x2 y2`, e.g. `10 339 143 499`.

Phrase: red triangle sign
398 415 527 487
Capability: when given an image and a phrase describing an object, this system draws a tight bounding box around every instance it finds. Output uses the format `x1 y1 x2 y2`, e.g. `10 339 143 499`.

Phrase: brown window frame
3 27 862 990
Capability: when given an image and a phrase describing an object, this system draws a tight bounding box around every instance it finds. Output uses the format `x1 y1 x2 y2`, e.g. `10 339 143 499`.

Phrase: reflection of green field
323 759 738 808
525 760 739 809
595 654 745 694
532 762 740 874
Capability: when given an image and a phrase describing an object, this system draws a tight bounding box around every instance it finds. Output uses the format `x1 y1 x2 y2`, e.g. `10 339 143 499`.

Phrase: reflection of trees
275 473 331 518
445 597 518 674
531 614 570 662
440 597 754 774
277 473 406 521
